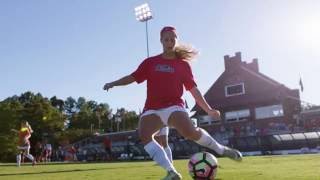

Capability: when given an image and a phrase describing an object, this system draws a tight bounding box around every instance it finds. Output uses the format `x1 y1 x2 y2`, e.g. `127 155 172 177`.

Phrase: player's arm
10 129 19 133
23 135 31 144
103 75 135 91
25 134 31 140
27 125 33 133
189 86 221 120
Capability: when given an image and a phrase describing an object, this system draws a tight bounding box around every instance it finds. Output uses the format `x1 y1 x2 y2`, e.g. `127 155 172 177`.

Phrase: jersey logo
155 64 175 73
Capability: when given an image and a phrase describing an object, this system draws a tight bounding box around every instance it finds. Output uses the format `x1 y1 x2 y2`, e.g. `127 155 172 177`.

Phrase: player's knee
158 136 168 147
184 128 201 141
162 141 169 148
159 140 168 147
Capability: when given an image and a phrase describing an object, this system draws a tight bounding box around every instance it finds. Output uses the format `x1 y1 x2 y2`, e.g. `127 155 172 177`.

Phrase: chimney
224 52 242 71
247 58 259 72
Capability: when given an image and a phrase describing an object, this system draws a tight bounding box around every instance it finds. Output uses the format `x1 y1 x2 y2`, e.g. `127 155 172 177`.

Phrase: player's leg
139 113 180 177
168 111 242 161
21 150 25 163
17 146 29 166
154 127 172 163
16 149 22 167
24 145 36 165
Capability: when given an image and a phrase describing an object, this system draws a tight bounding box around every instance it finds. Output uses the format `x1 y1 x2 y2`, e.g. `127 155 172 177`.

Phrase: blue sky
1 0 319 113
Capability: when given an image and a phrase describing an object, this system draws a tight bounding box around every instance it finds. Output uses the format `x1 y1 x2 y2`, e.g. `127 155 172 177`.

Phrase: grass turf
0 154 320 180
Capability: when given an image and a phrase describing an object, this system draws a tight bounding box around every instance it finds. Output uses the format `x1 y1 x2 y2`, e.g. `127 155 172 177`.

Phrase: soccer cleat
223 147 243 161
161 170 182 180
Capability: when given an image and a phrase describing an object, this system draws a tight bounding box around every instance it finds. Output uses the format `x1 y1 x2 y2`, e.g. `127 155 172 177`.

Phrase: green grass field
1 154 320 180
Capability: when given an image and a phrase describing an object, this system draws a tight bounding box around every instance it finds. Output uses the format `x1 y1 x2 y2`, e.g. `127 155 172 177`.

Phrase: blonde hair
174 43 199 62
22 121 33 133
26 122 33 133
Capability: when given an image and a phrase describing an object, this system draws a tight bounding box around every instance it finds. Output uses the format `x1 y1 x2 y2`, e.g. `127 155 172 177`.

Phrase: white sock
195 128 225 155
25 154 34 161
144 140 175 172
164 146 173 163
16 154 21 166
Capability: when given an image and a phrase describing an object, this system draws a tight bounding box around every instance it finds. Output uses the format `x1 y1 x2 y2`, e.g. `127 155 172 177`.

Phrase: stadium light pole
115 112 122 132
134 3 153 57
107 113 114 132
96 111 101 131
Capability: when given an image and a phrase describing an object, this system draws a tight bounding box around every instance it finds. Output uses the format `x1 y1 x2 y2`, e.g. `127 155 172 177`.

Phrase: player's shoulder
144 54 162 62
139 54 162 66
177 59 191 68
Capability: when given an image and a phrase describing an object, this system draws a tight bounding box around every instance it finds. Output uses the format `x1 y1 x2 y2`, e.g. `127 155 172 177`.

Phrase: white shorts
140 105 187 126
17 145 30 154
17 145 30 150
155 126 169 136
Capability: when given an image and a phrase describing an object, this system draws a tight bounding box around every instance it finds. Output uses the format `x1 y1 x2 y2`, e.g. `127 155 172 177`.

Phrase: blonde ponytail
175 43 199 62
26 122 33 133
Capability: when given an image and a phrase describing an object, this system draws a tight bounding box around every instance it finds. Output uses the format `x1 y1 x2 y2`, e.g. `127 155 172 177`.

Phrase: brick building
191 52 301 133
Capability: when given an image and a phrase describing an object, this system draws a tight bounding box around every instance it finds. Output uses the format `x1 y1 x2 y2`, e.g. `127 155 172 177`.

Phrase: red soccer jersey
18 128 31 146
131 55 197 111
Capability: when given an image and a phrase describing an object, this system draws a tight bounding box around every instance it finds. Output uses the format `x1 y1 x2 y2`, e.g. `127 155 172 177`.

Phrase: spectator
56 146 64 161
34 141 43 163
43 139 52 162
103 136 112 160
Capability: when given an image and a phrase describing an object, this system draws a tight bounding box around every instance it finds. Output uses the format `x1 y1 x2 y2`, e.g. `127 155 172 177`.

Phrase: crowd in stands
33 139 53 163
40 118 320 163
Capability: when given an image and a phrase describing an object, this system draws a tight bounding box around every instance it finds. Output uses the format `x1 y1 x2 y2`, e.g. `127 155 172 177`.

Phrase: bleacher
229 131 320 154
70 129 320 162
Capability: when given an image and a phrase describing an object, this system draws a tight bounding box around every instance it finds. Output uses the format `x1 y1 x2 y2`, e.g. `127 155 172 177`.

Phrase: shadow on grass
0 165 145 177
0 160 152 167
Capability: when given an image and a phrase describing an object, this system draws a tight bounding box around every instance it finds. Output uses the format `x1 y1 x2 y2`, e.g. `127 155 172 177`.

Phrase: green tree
0 100 21 161
64 97 76 115
50 96 64 111
0 91 139 162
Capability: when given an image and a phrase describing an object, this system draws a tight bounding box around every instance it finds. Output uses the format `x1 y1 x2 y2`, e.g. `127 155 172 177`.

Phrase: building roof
191 52 299 115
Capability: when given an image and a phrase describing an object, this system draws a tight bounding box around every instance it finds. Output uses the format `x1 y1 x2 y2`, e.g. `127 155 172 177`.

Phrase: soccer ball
188 152 218 179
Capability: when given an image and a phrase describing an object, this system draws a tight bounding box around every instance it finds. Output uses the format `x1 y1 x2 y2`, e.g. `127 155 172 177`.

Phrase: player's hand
103 83 114 91
206 109 221 120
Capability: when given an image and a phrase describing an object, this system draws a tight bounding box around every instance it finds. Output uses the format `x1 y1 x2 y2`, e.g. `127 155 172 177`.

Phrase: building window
225 83 245 97
198 115 220 125
255 104 284 120
225 109 250 122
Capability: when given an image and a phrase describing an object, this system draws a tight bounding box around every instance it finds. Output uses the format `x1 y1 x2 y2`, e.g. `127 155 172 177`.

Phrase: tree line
0 91 139 161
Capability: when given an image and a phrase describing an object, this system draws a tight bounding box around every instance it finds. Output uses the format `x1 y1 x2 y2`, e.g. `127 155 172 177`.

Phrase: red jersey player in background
11 120 36 167
103 136 112 160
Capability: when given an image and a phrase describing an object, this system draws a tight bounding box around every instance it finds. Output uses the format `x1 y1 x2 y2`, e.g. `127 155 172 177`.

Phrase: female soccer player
103 26 242 180
12 120 36 167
